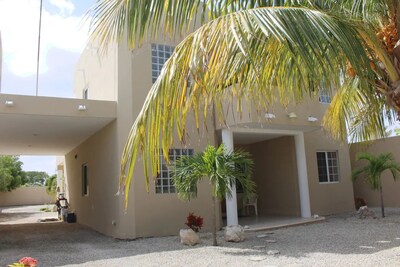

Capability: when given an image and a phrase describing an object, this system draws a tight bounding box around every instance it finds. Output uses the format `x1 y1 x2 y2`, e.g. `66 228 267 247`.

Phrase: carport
0 93 117 223
0 93 117 155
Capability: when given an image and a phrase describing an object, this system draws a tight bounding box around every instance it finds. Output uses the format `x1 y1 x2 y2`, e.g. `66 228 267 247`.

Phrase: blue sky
0 0 95 174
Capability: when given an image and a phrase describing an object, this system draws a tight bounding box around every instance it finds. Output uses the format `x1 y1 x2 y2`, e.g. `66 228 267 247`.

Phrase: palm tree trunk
211 196 217 246
379 185 385 218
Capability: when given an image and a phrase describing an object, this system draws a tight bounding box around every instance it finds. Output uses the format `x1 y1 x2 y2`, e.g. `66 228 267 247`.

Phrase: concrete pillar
222 129 239 226
294 133 312 218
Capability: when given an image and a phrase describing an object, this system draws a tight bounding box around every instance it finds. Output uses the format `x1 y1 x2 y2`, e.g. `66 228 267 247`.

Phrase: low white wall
0 187 55 207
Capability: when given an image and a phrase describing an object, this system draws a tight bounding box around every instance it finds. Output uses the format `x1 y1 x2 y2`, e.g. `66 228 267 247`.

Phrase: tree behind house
352 152 400 218
173 144 256 246
0 156 26 192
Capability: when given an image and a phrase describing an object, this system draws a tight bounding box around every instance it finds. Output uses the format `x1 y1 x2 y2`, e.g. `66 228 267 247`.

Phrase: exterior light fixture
265 113 276 119
78 105 87 111
288 112 297 119
308 116 318 122
5 100 14 106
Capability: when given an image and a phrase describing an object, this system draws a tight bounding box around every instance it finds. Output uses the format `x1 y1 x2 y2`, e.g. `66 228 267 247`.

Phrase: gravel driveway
1 206 400 266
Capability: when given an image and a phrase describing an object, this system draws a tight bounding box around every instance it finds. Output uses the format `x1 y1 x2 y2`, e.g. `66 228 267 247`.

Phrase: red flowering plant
185 212 203 232
8 257 38 267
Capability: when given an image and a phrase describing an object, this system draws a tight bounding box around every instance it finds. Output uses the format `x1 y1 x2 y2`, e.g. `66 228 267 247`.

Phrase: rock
257 234 268 238
179 229 200 246
313 214 319 219
265 239 277 243
224 225 245 242
244 225 250 229
267 250 280 255
358 206 377 219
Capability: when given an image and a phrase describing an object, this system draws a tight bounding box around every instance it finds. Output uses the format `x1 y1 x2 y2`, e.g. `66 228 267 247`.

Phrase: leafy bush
185 212 203 232
355 197 367 210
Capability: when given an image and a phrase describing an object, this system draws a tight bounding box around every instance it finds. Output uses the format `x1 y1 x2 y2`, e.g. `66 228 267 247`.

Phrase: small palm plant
352 152 400 218
173 144 256 246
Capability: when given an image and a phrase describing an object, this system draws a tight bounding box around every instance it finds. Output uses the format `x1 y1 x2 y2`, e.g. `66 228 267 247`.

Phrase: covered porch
218 124 320 227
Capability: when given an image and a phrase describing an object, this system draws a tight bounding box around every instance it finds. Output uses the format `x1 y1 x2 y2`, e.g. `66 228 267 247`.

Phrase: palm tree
88 1 400 203
172 144 255 246
352 152 400 218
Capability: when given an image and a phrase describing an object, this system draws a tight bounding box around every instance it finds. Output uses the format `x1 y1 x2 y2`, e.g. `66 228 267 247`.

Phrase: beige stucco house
0 29 357 239
56 34 356 239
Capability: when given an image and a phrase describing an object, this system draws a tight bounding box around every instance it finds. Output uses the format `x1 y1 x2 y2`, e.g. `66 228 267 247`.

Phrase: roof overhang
0 94 117 155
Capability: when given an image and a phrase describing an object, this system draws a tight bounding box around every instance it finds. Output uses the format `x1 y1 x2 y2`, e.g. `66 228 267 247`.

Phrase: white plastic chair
243 195 258 216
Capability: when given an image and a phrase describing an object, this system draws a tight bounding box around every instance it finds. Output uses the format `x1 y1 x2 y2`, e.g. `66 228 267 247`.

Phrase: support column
294 133 312 218
222 129 239 226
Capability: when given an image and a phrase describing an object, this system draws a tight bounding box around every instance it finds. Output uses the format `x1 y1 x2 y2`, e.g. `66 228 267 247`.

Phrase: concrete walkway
0 205 58 225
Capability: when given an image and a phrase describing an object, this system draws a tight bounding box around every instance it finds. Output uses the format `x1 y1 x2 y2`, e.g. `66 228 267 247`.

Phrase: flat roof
0 94 117 155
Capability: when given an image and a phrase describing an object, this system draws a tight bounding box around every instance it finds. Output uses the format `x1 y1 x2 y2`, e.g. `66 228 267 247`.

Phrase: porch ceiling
0 94 117 155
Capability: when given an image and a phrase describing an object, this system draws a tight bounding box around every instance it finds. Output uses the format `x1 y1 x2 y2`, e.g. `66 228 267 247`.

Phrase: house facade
63 36 356 239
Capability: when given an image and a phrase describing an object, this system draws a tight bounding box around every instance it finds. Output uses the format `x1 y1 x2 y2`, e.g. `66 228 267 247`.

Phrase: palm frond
119 7 380 199
172 145 255 201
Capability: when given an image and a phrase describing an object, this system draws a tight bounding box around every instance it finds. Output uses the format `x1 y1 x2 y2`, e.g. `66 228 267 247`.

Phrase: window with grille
316 151 339 183
319 87 331 103
151 44 174 83
156 148 194 194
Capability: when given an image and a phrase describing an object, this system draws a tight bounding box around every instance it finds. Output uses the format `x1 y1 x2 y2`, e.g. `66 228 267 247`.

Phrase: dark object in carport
66 213 76 223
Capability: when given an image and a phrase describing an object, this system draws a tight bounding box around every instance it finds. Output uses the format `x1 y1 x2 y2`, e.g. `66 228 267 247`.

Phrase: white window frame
156 148 194 194
83 88 89 99
151 44 174 83
316 151 339 183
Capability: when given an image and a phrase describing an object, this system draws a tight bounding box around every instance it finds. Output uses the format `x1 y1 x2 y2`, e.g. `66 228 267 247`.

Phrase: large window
156 148 194 194
151 44 174 83
317 151 339 183
82 163 89 196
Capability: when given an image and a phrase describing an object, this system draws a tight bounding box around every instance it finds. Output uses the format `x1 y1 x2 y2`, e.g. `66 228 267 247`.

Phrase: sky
0 0 95 174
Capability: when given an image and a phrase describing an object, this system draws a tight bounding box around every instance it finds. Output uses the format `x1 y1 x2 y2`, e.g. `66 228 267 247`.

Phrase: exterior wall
217 94 330 131
68 36 218 238
65 121 121 237
127 41 218 237
350 136 400 207
0 187 54 207
241 137 300 216
74 43 117 101
305 130 355 215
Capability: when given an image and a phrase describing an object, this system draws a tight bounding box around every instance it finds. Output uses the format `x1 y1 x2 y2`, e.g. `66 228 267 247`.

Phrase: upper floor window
156 148 194 194
319 87 331 104
316 151 339 183
151 44 174 83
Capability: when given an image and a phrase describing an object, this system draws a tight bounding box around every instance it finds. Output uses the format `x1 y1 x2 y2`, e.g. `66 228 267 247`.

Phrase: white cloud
49 0 75 15
0 0 89 77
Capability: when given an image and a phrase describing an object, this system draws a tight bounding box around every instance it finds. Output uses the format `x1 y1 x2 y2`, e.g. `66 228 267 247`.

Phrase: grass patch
39 207 51 212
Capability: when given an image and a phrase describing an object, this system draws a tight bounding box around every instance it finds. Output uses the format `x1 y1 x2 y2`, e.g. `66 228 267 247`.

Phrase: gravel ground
1 207 400 266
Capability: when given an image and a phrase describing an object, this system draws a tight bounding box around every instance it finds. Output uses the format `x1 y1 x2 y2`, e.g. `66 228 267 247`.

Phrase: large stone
358 206 376 219
267 250 280 255
179 229 200 246
224 225 245 242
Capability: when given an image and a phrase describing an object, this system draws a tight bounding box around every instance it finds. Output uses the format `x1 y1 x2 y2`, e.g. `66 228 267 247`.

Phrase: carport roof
0 94 117 155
